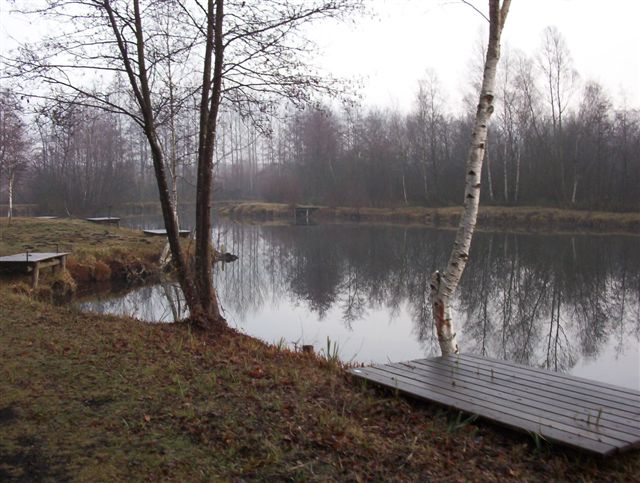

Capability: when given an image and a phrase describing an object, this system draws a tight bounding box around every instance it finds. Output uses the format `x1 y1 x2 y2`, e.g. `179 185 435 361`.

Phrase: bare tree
413 70 446 203
429 0 511 356
538 26 578 202
4 0 360 328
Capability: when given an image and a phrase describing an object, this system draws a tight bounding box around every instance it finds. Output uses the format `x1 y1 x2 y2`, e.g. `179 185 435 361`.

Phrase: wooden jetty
86 217 120 226
143 229 191 238
0 252 70 288
293 205 320 225
349 353 640 456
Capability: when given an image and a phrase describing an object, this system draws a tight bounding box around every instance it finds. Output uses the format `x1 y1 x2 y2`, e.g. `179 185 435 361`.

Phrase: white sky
312 0 640 111
2 0 639 112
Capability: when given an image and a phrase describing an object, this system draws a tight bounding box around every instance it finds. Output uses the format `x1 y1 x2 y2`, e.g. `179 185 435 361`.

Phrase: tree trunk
401 169 408 206
485 141 495 202
514 142 520 203
194 0 225 325
430 0 511 356
8 170 15 220
104 0 206 323
503 135 509 202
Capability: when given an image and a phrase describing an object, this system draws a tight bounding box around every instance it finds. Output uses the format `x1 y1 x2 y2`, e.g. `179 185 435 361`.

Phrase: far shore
215 201 640 235
2 201 638 235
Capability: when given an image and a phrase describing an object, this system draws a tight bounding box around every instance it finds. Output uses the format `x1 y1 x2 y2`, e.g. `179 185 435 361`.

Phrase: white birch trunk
514 142 520 203
485 141 495 202
8 170 15 219
430 0 511 356
503 138 509 202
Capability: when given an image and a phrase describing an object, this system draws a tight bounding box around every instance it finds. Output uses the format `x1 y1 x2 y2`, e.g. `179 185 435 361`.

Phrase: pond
80 219 640 391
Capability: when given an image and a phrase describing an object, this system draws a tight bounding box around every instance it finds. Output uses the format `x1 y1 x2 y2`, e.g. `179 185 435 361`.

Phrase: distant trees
1 6 639 218
30 101 136 215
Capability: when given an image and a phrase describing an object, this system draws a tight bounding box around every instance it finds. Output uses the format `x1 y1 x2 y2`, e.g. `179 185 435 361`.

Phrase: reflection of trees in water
81 282 186 322
458 234 639 371
212 221 639 372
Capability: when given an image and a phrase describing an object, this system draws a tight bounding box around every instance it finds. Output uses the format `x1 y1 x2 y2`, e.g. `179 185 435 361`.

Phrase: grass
217 201 640 235
0 217 165 292
1 218 639 480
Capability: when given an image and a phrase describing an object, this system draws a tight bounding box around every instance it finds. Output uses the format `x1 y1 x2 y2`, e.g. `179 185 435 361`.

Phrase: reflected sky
81 219 640 390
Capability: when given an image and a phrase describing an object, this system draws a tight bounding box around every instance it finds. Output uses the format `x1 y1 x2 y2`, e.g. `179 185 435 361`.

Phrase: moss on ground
1 218 639 480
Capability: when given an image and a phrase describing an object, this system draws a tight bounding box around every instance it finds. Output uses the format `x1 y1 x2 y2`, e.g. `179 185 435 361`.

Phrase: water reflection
82 221 640 390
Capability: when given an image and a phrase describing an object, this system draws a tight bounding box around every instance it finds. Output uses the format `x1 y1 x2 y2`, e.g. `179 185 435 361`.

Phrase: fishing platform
349 353 640 456
293 205 320 225
85 217 120 226
143 229 191 237
0 252 70 288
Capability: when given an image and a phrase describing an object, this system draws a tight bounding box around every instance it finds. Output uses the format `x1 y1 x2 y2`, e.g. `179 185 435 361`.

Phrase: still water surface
80 219 640 390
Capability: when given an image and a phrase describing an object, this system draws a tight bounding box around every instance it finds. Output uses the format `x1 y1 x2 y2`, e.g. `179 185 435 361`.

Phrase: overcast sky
2 0 639 112
312 0 640 111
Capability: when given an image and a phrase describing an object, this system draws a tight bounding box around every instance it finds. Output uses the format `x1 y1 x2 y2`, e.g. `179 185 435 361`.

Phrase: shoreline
1 218 639 480
216 201 640 236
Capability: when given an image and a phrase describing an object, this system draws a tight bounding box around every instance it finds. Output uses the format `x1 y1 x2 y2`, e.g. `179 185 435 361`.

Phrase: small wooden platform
349 353 640 456
86 217 120 226
293 205 320 225
143 229 191 237
0 252 70 288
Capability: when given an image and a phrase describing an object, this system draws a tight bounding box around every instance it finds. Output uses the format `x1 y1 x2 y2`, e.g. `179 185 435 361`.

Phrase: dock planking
86 217 120 226
143 229 191 237
349 353 640 456
0 252 70 288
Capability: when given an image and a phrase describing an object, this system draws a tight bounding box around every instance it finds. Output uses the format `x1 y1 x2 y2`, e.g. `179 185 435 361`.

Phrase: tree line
2 26 639 215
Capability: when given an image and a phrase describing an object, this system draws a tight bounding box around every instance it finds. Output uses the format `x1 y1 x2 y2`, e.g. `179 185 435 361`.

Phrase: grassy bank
1 219 639 480
0 218 164 296
216 201 640 235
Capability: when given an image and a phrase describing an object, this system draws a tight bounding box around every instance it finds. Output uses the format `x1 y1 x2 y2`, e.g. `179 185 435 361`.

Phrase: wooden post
31 262 40 288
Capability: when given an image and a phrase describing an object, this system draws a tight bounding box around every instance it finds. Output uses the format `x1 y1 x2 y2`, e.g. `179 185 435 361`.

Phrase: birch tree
0 90 29 220
429 0 511 355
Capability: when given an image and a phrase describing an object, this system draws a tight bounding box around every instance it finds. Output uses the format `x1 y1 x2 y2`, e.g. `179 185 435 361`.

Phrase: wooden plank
397 360 640 437
411 358 640 420
352 366 617 455
85 217 120 225
143 229 191 237
364 365 632 451
0 252 70 263
405 360 639 428
0 252 69 288
383 363 639 442
460 353 640 401
374 364 636 446
442 355 640 410
350 355 640 455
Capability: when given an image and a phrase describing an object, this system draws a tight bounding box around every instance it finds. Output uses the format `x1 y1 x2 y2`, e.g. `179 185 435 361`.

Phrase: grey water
80 218 640 391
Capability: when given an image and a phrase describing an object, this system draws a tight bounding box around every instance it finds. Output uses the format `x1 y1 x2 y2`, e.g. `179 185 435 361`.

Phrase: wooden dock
0 252 70 288
349 353 640 456
143 229 191 237
86 217 120 226
293 205 320 225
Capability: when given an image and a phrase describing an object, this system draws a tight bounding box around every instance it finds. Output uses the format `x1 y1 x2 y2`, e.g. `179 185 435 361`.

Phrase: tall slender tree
429 0 511 356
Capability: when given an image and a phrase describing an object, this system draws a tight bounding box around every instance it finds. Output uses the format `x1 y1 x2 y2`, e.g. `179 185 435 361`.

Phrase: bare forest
2 26 639 215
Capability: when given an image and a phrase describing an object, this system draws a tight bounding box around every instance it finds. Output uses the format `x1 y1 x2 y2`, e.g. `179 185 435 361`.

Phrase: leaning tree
3 0 360 328
430 0 511 355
